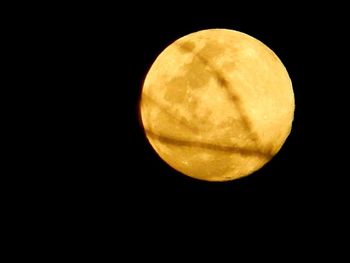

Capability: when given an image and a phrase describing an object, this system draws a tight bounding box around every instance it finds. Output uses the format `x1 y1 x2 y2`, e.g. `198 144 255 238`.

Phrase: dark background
72 6 345 210
39 3 347 236
11 2 348 256
100 7 342 209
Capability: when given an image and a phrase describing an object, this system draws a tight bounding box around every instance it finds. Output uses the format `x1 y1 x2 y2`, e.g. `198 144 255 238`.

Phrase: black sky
7 3 349 258
112 11 322 202
57 4 348 233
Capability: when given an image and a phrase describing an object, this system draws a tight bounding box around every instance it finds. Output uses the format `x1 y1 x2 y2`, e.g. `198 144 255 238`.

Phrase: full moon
139 29 294 182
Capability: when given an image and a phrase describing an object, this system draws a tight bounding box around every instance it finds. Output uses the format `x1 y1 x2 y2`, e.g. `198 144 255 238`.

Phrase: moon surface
139 29 294 182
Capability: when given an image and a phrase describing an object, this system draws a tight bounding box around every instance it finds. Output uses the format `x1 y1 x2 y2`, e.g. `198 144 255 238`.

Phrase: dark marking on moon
145 129 273 159
179 41 196 52
176 39 262 145
142 93 200 133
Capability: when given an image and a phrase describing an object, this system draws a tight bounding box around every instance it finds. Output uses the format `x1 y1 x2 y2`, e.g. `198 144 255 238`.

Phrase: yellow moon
139 29 294 182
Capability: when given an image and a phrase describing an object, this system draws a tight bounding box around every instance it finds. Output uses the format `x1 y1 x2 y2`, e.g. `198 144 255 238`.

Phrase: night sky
61 4 347 233
116 11 315 203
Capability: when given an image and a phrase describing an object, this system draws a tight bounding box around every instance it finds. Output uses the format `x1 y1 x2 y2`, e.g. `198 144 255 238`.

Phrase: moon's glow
140 29 295 182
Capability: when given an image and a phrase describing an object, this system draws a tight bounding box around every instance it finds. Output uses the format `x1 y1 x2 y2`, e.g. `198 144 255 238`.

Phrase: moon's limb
140 29 294 181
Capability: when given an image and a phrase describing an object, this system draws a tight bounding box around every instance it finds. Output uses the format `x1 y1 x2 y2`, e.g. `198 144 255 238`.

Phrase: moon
139 29 294 182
